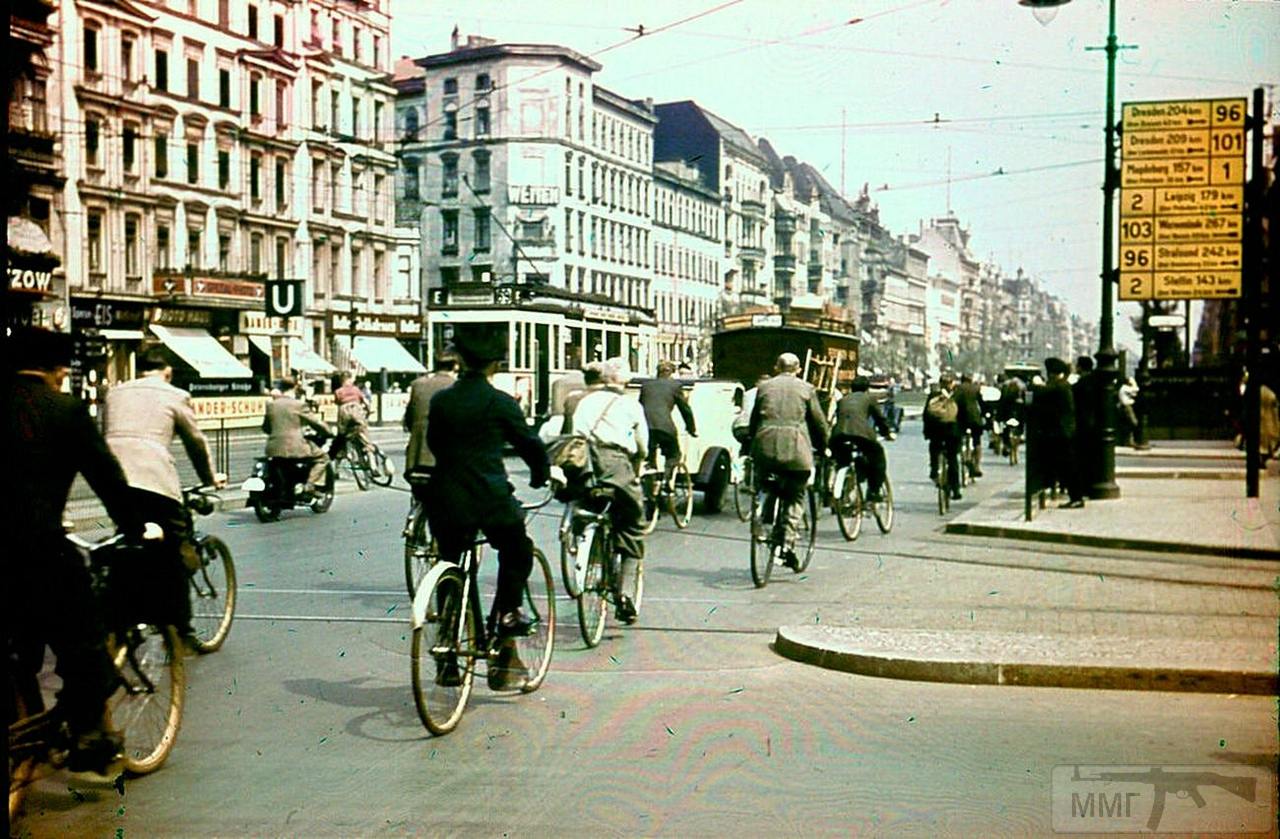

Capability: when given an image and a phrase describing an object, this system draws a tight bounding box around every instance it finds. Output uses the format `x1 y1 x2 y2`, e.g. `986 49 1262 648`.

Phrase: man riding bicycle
830 376 895 502
953 372 985 479
424 325 549 689
333 374 372 455
103 348 228 647
403 354 458 497
570 359 649 624
639 360 696 478
746 353 830 570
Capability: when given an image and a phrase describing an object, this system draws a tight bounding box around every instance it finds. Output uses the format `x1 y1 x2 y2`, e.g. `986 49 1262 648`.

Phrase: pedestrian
1034 357 1085 508
923 372 962 501
1117 376 1140 447
1072 355 1098 488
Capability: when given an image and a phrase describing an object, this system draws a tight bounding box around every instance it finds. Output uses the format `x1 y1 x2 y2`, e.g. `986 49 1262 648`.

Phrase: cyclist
746 353 830 570
570 359 648 624
5 328 152 773
103 348 228 646
924 372 963 502
639 360 696 479
953 373 985 479
997 373 1027 452
830 376 895 502
262 377 330 496
403 354 458 495
425 325 549 688
334 373 372 458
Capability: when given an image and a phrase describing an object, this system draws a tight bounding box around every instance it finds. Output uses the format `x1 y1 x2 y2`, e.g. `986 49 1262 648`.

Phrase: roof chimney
450 25 460 50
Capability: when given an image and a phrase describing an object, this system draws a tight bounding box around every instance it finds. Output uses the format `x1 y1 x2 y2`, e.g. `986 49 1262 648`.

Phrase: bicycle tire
640 472 660 535
630 558 644 617
937 455 950 515
515 548 556 693
749 489 773 589
109 624 185 775
189 536 236 653
835 466 863 542
576 526 608 648
310 465 336 513
732 457 753 522
8 680 40 824
874 474 895 534
669 461 694 529
403 504 437 599
369 445 394 487
350 451 371 491
410 569 475 736
796 488 817 573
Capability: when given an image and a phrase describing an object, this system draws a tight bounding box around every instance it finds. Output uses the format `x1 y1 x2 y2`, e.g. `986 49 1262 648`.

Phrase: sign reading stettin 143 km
1118 97 1246 301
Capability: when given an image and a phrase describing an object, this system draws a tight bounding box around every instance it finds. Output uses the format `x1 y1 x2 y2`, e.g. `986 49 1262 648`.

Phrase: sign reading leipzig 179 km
1118 97 1246 301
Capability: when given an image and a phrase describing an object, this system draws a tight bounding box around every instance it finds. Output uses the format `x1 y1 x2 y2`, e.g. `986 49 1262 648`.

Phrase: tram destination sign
1118 97 1246 301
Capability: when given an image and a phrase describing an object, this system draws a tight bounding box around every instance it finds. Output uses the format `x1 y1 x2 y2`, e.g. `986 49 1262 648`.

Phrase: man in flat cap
1034 357 1085 508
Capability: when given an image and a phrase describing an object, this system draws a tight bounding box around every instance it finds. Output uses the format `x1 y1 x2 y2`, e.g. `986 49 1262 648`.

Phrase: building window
352 25 362 62
250 233 263 273
85 118 100 167
84 26 99 72
187 58 199 100
154 132 168 178
403 108 419 138
403 159 419 201
275 236 288 279
476 73 491 91
250 74 260 116
156 224 171 269
155 49 168 91
441 155 458 197
123 126 137 172
372 34 381 68
186 142 198 184
441 210 458 254
331 90 340 133
474 209 490 252
373 174 384 221
440 266 459 288
187 227 202 269
577 157 585 199
219 68 231 107
125 215 140 276
443 78 457 95
443 109 457 141
311 82 323 128
374 102 383 143
218 0 229 28
250 154 261 199
273 14 284 48
275 158 287 209
565 209 574 252
248 6 259 39
331 18 341 54
218 231 231 270
565 153 572 192
87 211 103 272
350 96 360 137
122 37 135 81
276 81 288 128
578 212 585 256
475 104 490 136
330 163 341 210
473 153 490 193
350 246 362 295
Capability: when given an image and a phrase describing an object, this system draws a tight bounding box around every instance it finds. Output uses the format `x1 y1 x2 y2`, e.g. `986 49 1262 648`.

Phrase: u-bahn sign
1118 97 1246 301
265 279 305 318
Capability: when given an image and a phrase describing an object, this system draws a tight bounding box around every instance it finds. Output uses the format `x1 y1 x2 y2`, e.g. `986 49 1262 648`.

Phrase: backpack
925 392 959 425
546 393 623 497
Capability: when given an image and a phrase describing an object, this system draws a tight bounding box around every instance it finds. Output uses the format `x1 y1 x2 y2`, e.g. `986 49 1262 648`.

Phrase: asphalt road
16 432 1277 837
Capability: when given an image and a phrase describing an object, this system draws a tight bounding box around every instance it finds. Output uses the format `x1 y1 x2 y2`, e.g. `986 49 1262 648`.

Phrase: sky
390 0 1280 354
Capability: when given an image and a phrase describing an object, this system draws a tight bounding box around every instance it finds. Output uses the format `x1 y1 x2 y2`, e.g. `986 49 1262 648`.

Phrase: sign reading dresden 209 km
1118 97 1246 301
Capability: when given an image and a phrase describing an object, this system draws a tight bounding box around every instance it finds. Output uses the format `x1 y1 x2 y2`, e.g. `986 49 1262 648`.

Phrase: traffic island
774 625 1279 695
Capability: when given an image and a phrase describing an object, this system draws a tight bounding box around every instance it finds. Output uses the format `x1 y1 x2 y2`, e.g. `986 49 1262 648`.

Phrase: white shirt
572 386 649 457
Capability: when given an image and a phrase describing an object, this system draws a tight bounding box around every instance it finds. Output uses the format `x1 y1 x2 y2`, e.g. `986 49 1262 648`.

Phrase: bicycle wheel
369 445 394 487
576 526 608 648
835 466 863 542
514 548 556 694
936 455 950 515
732 457 753 522
749 489 773 589
8 680 41 823
411 569 475 736
403 504 437 598
189 536 236 653
669 461 694 529
108 624 185 775
630 558 644 615
350 450 371 491
639 472 660 535
873 474 894 533
795 488 818 573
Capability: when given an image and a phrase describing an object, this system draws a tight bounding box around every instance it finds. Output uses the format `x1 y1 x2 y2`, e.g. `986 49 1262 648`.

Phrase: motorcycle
241 427 336 522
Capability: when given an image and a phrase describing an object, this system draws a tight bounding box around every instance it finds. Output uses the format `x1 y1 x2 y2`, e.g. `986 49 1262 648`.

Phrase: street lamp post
1020 0 1124 499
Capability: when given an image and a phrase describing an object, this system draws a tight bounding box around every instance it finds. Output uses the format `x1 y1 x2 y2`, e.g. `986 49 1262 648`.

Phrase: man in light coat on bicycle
570 359 648 624
746 353 830 570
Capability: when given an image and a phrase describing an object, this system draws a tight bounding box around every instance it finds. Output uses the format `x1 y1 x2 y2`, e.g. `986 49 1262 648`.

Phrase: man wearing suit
262 377 330 491
5 328 148 772
639 360 697 477
104 348 226 638
402 354 458 492
1034 357 1085 508
747 353 830 570
953 373 985 478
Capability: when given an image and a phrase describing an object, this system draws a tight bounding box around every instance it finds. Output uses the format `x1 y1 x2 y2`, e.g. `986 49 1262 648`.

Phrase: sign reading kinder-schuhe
1119 97 1246 301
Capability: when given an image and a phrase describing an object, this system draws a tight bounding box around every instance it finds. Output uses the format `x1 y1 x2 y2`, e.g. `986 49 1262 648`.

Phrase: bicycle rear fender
410 561 460 629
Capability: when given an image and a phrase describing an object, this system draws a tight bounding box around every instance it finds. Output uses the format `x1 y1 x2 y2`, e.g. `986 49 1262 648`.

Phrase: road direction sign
1119 97 1246 301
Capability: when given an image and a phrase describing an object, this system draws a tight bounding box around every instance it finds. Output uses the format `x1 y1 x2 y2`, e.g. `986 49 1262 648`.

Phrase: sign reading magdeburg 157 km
1119 97 1246 301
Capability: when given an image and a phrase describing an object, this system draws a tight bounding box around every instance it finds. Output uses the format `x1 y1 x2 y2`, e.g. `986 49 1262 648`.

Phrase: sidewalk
776 448 1280 695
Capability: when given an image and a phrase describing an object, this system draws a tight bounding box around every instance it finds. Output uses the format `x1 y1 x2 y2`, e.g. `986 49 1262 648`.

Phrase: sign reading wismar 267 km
1119 97 1246 301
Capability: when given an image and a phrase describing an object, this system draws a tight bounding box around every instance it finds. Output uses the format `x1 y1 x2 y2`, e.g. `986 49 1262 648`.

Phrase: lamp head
1019 0 1071 25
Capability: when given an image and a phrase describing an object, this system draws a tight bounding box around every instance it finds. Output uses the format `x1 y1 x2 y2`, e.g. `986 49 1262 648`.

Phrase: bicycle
10 534 185 820
730 452 754 522
558 485 644 647
183 486 236 654
1004 418 1022 466
638 450 694 533
331 431 380 490
831 447 894 541
748 470 817 589
402 471 439 598
934 448 951 515
959 432 975 487
409 492 556 736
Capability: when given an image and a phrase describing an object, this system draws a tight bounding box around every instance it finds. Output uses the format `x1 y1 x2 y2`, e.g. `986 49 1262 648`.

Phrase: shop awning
149 324 252 379
351 336 425 374
289 338 336 374
98 329 146 341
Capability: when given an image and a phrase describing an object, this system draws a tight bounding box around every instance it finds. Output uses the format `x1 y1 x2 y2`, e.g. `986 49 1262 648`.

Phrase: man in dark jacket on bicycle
639 360 696 478
425 325 550 690
830 376 895 501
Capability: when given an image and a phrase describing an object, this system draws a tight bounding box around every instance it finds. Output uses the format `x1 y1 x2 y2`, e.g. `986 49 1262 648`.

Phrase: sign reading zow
1119 97 1247 301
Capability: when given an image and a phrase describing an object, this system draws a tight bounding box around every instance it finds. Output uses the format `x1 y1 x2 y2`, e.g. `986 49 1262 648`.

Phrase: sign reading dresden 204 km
1119 97 1246 301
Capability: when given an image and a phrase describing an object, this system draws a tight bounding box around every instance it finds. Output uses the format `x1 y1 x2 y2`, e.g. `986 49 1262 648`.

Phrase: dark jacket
402 371 455 470
1033 377 1077 440
922 387 960 440
6 372 143 544
953 381 984 430
747 373 829 472
425 374 550 529
833 391 892 441
1072 372 1099 436
638 377 696 437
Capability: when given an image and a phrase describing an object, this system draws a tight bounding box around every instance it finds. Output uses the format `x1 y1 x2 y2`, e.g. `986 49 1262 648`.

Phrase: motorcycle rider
262 377 330 494
829 376 895 501
103 348 227 645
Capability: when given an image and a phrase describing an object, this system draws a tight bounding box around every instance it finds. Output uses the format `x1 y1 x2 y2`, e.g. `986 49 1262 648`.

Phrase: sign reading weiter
1118 97 1246 301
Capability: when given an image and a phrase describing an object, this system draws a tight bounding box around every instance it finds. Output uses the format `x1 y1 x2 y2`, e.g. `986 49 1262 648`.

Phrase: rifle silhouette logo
1072 766 1258 831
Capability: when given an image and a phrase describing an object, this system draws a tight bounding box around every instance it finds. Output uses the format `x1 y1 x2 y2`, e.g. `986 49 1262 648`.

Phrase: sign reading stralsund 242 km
1118 97 1246 301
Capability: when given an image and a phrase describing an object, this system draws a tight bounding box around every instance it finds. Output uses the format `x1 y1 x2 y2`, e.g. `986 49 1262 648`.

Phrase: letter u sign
266 280 304 318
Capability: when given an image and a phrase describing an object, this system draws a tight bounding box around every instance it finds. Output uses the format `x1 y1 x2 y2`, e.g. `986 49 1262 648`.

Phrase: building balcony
739 198 766 218
773 253 796 272
774 213 797 235
738 245 765 262
808 262 824 280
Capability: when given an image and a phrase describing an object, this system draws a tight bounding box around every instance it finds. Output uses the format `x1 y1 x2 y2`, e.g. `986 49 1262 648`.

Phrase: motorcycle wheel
310 466 336 514
252 496 280 522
